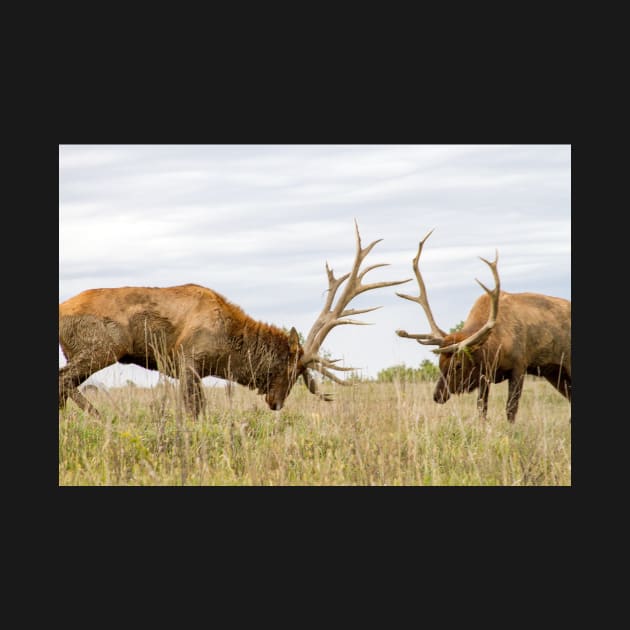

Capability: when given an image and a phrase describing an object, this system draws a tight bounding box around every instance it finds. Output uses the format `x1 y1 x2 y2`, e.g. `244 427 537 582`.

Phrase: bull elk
59 220 411 418
395 230 571 422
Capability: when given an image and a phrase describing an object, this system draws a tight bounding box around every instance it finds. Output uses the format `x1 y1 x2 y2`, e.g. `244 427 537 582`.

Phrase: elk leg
543 366 572 402
59 354 113 417
506 369 525 423
477 376 490 419
180 361 205 418
59 315 129 416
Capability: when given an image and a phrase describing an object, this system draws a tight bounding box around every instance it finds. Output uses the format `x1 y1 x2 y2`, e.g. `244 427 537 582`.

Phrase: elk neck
224 316 296 390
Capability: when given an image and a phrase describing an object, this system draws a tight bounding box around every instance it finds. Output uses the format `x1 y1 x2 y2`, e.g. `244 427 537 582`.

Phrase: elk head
291 219 411 405
395 229 500 403
261 325 304 410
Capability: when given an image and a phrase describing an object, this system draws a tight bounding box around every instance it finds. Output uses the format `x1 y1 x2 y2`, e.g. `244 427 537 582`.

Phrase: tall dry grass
58 377 571 486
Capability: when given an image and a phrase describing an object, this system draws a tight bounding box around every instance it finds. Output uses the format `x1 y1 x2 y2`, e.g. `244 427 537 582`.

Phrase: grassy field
58 377 571 486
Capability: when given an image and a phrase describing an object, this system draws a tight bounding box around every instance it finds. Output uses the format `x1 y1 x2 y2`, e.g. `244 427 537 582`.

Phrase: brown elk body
396 230 571 422
59 221 411 418
59 284 305 415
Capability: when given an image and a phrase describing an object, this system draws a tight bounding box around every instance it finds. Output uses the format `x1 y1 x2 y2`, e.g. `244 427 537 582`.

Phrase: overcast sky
59 144 571 387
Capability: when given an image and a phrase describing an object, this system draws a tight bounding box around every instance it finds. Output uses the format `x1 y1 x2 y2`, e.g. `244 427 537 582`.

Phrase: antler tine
395 229 447 345
301 219 411 370
301 359 356 402
301 372 335 401
475 249 500 300
309 356 358 373
435 249 501 355
394 330 445 345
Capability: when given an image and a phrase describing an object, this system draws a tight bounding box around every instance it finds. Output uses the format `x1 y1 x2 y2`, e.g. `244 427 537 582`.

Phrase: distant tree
418 359 440 381
376 364 417 382
450 321 464 333
376 359 440 383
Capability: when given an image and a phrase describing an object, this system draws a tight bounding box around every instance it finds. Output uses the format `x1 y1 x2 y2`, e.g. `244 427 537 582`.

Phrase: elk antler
434 251 500 355
300 219 411 395
395 229 448 345
302 370 334 402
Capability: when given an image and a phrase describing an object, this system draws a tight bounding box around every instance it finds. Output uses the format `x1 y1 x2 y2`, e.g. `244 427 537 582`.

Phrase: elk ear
288 326 301 353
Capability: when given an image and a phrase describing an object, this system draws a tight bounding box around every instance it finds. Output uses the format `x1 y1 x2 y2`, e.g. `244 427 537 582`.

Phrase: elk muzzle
266 398 284 411
433 377 450 404
264 389 288 411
